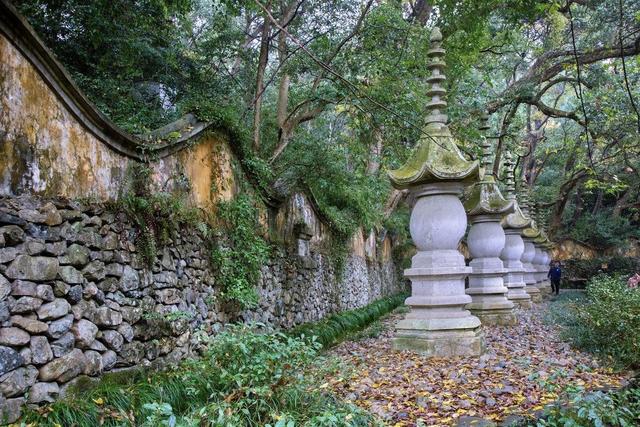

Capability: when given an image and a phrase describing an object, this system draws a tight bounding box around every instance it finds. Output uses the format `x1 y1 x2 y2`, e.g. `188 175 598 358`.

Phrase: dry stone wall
0 4 406 421
0 196 404 422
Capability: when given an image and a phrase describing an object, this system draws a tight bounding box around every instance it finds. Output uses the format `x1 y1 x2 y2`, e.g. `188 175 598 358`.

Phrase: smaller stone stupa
463 114 516 325
499 151 533 308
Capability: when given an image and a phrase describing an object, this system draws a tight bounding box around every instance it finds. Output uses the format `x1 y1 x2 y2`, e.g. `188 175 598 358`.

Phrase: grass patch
22 325 377 426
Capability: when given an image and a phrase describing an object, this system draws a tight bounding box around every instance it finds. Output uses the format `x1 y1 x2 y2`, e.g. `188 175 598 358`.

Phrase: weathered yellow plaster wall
552 237 640 260
0 34 237 206
0 35 129 199
151 136 237 206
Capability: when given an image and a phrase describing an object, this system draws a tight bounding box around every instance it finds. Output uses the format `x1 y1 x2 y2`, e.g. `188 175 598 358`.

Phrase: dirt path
326 303 628 426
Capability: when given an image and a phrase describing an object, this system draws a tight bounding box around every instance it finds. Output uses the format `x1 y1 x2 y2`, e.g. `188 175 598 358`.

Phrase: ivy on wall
119 162 200 267
210 194 270 309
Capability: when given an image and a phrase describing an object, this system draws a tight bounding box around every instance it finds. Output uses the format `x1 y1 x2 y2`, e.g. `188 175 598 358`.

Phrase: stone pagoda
518 180 542 303
462 114 516 325
499 151 533 308
388 27 483 357
533 207 552 294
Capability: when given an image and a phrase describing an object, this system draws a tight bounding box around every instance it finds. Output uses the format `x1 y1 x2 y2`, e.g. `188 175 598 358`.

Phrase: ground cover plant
535 383 640 427
20 295 406 426
289 293 407 348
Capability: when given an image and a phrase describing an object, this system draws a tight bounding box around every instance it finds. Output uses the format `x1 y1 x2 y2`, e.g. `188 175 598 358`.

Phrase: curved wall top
0 0 247 202
0 0 210 160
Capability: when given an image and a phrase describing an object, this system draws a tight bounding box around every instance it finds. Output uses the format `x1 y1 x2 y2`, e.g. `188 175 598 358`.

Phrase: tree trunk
613 187 633 217
367 127 383 175
568 186 583 228
252 11 272 151
591 189 604 215
549 174 586 236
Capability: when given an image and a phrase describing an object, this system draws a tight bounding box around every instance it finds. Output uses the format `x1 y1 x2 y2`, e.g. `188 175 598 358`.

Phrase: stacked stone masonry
0 196 403 422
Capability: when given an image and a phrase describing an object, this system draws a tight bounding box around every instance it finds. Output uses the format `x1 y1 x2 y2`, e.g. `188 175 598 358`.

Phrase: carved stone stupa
499 151 533 308
463 114 516 325
388 27 483 357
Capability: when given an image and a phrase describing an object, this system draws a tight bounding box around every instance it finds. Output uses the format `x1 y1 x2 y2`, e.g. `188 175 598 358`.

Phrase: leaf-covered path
326 300 628 426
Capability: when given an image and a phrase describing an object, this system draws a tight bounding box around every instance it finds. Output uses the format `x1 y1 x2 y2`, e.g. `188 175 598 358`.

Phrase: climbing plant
120 162 200 267
210 194 270 309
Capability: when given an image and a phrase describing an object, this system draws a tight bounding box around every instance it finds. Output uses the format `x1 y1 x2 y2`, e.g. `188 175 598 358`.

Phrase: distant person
628 273 640 289
548 261 562 295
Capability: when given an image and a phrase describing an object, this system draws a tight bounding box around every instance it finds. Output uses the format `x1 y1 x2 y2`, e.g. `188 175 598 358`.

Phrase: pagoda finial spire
479 112 492 177
519 175 531 216
425 27 448 125
503 151 516 200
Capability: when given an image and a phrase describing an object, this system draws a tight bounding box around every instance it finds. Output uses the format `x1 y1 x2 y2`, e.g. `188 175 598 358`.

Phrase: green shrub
289 293 407 348
210 195 270 309
22 325 376 426
562 257 640 281
553 275 640 368
536 384 640 427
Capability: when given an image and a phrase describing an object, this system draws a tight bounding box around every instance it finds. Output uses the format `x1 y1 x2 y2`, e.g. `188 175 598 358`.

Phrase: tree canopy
16 0 640 250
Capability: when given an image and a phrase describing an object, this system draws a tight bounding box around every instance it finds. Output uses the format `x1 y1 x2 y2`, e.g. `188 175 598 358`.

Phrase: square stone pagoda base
510 298 532 309
393 317 484 357
468 308 517 326
525 285 543 302
393 326 484 357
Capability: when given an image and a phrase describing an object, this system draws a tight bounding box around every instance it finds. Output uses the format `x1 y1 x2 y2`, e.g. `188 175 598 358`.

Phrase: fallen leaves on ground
325 303 628 426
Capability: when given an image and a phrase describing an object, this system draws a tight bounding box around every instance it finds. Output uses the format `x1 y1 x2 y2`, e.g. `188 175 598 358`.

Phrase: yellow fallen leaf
92 397 104 405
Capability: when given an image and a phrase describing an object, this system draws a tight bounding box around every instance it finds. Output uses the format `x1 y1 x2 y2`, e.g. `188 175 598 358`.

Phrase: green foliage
563 257 640 281
17 0 194 133
568 210 640 248
210 195 270 309
279 136 391 274
22 325 376 426
550 275 640 369
120 162 200 267
536 385 640 427
289 293 407 349
384 206 413 270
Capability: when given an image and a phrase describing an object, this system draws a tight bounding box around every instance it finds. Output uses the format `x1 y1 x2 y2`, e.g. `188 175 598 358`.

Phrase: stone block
38 348 87 382
0 327 31 346
5 255 59 281
37 298 71 320
30 336 53 365
28 381 60 404
0 346 24 376
11 315 48 334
